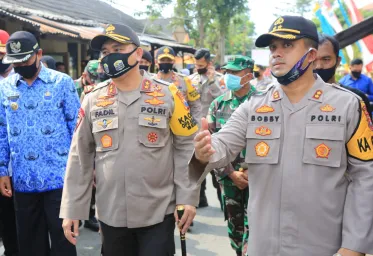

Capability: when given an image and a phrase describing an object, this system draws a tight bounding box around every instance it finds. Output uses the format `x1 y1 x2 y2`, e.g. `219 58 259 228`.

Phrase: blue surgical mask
224 73 250 91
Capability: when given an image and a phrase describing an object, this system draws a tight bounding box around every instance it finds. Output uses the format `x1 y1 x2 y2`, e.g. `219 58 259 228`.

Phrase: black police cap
142 50 153 63
255 16 319 48
3 31 40 64
156 46 175 61
91 24 140 51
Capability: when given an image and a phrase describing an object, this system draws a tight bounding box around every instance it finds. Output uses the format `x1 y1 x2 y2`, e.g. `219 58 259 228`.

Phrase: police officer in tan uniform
60 24 199 256
190 16 373 256
155 46 202 123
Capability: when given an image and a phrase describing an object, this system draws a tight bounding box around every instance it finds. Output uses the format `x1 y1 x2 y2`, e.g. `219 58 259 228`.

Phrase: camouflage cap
84 60 99 78
222 55 255 71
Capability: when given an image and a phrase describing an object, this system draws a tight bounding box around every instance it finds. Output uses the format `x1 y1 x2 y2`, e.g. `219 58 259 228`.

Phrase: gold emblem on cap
164 48 170 54
274 17 284 25
106 24 116 34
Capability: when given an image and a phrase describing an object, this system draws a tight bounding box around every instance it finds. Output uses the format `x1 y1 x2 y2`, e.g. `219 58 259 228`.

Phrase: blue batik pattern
0 64 80 192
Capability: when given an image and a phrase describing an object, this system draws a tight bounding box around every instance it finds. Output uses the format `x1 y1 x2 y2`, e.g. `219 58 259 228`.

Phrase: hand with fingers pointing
194 117 215 164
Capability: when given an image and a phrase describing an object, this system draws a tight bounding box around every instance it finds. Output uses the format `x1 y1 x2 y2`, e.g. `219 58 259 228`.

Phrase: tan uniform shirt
189 77 373 255
60 72 199 228
189 72 225 117
155 71 202 124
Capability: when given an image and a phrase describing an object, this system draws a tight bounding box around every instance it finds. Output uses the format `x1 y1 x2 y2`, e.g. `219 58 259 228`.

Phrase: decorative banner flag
322 0 354 60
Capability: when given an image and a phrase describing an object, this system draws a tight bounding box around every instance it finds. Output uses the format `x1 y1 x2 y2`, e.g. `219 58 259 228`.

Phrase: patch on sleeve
75 108 85 131
347 101 373 161
184 77 200 102
168 84 198 136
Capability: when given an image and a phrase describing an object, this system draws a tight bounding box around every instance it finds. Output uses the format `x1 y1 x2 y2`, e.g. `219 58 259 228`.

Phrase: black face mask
254 71 260 78
139 65 150 71
314 64 337 83
98 72 110 82
351 71 361 79
159 63 173 73
101 48 138 78
197 66 208 75
14 57 39 79
0 62 11 74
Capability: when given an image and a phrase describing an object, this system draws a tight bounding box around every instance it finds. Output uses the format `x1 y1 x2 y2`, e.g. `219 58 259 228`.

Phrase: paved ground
0 175 234 256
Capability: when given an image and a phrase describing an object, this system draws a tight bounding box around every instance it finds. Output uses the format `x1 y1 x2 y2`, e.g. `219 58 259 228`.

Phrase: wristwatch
333 253 342 256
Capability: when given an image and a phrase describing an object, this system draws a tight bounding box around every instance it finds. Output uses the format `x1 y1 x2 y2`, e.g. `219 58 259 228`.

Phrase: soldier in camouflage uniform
74 60 100 99
207 56 256 256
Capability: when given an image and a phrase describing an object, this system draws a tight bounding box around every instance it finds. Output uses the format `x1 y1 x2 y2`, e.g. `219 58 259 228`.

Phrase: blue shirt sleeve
63 77 81 139
367 77 373 102
0 89 10 177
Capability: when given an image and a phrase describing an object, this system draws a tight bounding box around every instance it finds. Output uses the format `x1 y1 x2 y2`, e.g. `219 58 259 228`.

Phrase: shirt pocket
244 124 281 164
137 113 169 148
92 116 119 152
303 125 344 168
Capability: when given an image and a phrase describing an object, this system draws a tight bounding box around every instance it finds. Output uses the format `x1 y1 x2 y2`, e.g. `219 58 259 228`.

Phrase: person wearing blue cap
0 31 79 256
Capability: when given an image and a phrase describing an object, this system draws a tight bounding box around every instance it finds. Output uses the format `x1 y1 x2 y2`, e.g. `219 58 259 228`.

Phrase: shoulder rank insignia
312 90 323 100
272 91 280 100
141 79 153 92
256 105 274 113
84 85 95 94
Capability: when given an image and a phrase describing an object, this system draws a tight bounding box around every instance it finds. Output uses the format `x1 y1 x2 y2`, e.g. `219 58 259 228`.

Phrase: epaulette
92 79 111 92
83 85 95 94
328 83 363 100
153 78 172 87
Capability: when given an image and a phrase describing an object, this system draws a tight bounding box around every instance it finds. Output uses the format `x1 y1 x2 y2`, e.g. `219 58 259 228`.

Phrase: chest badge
255 126 272 136
10 102 18 111
315 143 331 158
320 104 335 112
255 141 270 157
96 100 115 107
101 134 113 148
44 91 52 100
144 116 161 126
148 132 158 143
97 119 113 129
256 105 274 113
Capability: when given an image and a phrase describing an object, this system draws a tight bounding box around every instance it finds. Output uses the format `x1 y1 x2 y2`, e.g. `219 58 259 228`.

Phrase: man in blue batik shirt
0 31 79 256
339 58 373 107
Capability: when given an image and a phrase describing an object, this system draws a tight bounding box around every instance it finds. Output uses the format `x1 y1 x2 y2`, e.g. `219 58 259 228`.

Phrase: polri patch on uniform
101 134 113 148
140 105 168 116
148 132 158 143
75 108 85 131
255 141 270 157
315 143 331 158
320 104 335 112
256 105 274 113
144 116 161 126
255 126 272 136
97 119 113 129
312 90 323 100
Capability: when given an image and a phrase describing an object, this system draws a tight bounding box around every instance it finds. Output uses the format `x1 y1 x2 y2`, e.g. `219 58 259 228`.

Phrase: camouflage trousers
220 179 249 256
